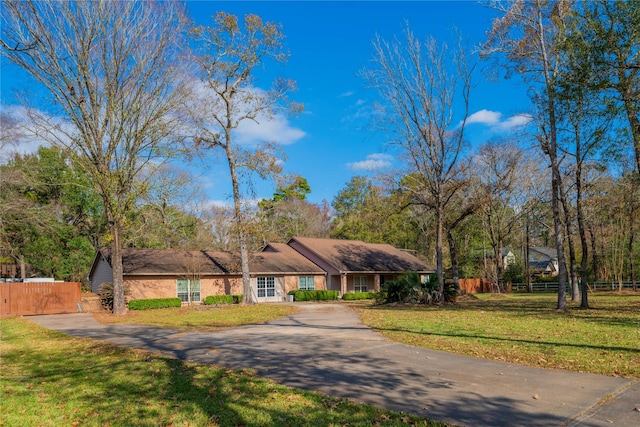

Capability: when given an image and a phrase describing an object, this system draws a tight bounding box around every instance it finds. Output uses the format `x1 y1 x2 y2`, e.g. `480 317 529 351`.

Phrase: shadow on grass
369 325 640 355
364 293 640 330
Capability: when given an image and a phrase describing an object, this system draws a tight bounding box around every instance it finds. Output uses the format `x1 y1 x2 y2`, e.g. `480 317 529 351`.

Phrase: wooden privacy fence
0 282 81 317
458 278 493 294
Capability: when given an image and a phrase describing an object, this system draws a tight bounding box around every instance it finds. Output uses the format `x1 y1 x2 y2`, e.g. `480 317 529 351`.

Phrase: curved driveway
29 303 638 426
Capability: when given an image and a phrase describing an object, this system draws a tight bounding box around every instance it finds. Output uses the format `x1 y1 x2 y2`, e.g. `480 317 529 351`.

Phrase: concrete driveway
28 303 639 426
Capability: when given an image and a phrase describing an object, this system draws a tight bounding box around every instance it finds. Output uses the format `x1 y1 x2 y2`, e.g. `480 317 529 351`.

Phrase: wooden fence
0 281 81 317
458 278 494 294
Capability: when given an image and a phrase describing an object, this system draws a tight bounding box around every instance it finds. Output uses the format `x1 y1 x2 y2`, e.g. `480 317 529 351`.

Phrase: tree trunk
494 241 505 293
588 225 598 282
559 178 579 302
526 220 532 293
446 229 460 296
110 222 127 315
628 179 637 292
575 161 589 308
226 139 254 304
18 255 26 280
436 201 445 302
551 164 568 311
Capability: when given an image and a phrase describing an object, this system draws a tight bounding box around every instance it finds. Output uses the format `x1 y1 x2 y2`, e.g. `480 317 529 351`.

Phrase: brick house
88 238 434 304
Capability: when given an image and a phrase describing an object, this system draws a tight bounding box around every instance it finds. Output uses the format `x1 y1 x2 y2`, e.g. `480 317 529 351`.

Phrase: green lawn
94 303 300 330
353 292 640 378
0 318 443 427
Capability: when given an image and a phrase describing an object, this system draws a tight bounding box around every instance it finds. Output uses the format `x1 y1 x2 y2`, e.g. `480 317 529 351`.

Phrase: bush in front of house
288 290 339 301
98 282 131 312
98 282 114 312
377 271 450 304
342 292 378 300
128 298 182 310
202 295 243 305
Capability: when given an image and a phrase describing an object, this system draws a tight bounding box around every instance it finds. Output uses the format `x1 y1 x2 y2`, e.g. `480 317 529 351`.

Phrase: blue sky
1 1 532 207
186 0 532 205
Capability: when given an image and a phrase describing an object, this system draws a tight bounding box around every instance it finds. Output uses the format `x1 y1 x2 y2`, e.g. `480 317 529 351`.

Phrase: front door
255 276 283 302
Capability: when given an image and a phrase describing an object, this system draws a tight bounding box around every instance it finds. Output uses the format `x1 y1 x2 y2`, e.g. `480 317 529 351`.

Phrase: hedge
287 290 339 301
202 295 243 305
128 298 182 310
342 292 378 300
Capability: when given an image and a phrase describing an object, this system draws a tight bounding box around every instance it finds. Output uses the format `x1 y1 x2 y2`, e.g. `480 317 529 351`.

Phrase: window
299 276 315 290
257 276 275 297
354 276 367 293
177 278 200 303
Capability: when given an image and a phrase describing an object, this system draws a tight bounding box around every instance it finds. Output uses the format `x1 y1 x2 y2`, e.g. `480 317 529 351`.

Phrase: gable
288 237 434 274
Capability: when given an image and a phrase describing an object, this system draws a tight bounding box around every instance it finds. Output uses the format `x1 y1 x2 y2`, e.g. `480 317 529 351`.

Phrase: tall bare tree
184 12 300 303
361 25 474 298
1 0 189 314
475 140 528 292
484 0 570 310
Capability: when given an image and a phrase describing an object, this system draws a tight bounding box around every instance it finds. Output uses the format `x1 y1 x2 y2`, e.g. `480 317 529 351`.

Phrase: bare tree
474 140 530 292
484 0 570 310
2 0 189 314
184 12 301 304
361 24 474 299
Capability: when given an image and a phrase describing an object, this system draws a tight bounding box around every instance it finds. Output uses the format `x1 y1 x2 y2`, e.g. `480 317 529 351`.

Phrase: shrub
377 272 449 305
288 290 339 301
98 282 130 312
98 282 114 312
342 292 377 300
202 295 242 305
128 298 182 310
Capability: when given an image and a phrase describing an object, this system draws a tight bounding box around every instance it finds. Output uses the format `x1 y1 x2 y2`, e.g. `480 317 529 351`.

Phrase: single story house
89 243 325 303
88 237 435 304
286 237 434 295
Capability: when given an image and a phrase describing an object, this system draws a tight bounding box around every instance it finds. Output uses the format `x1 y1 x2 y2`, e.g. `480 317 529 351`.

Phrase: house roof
93 245 324 277
529 247 558 260
288 237 434 274
255 243 325 274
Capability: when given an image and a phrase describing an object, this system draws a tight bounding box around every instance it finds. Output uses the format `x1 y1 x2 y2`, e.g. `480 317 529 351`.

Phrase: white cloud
466 109 502 125
494 113 533 131
347 153 394 171
233 113 306 146
0 104 70 162
185 80 306 146
339 91 354 98
462 109 532 132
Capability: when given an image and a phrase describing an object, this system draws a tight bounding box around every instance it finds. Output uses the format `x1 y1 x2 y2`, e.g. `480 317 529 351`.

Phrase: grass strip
93 304 299 330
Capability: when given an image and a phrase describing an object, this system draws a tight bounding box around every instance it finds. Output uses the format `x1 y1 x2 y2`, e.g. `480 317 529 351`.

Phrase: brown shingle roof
100 246 324 276
255 243 324 274
288 237 434 273
116 248 229 275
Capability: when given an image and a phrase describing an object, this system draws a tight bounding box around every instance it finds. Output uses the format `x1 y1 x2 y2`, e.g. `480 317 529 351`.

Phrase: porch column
340 274 347 296
374 274 381 292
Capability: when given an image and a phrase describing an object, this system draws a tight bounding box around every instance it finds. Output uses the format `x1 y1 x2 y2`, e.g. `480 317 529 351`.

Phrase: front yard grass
93 303 299 330
352 292 640 378
0 317 443 427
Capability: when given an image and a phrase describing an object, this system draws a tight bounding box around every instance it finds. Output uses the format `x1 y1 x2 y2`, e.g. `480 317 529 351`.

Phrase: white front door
254 276 284 302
